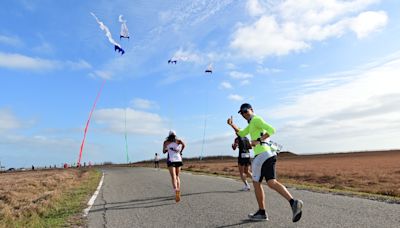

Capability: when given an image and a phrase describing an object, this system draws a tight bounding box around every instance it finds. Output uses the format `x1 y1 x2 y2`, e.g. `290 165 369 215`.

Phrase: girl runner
163 130 186 202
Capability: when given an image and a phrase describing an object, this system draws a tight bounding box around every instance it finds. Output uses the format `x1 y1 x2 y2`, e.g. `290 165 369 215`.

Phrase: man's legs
244 164 252 178
253 181 265 209
266 179 292 201
238 163 250 191
267 178 303 222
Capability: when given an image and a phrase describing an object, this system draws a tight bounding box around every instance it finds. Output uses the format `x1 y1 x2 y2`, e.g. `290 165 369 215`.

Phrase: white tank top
167 142 182 162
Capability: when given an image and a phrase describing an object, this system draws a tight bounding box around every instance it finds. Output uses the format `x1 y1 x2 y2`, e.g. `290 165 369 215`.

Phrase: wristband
257 138 262 144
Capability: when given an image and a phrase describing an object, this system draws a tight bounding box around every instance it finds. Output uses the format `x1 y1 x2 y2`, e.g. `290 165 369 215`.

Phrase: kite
205 63 213 73
168 59 177 64
119 15 130 39
91 12 125 55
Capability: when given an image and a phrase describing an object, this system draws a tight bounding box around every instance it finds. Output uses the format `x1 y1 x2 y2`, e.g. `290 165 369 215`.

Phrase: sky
1 0 400 168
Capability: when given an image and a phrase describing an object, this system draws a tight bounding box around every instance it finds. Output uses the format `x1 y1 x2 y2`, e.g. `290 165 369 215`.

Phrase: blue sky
1 0 400 168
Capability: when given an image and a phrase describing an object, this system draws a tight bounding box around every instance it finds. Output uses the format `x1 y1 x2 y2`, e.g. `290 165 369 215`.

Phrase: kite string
124 106 130 163
77 79 106 167
200 79 210 160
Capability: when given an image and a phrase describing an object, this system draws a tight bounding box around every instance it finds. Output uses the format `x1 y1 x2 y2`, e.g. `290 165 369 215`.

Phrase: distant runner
232 135 252 191
154 153 160 169
227 103 303 222
163 130 186 203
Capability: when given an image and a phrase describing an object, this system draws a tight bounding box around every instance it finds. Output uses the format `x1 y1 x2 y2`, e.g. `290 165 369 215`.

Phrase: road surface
87 167 399 227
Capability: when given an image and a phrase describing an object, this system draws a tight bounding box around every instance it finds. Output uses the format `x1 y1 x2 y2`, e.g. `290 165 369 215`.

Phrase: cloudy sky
1 0 400 168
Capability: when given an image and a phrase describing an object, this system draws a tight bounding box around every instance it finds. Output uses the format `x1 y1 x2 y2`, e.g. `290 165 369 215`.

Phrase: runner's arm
245 138 252 149
232 138 238 150
162 141 168 154
251 117 276 145
178 140 185 154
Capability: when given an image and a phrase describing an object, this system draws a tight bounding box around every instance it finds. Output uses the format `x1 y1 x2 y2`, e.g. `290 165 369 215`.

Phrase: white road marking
83 172 105 217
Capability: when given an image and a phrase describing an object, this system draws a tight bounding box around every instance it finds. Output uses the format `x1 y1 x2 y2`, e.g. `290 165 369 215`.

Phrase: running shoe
245 184 251 191
241 185 250 191
248 210 268 220
175 190 181 203
291 199 303 222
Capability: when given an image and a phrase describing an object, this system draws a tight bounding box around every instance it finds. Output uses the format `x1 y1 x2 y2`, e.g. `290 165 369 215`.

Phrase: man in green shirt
227 103 303 222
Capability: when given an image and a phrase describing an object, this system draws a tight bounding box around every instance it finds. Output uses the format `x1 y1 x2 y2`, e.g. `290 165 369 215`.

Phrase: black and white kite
168 59 177 64
119 15 130 39
205 63 213 74
91 12 125 55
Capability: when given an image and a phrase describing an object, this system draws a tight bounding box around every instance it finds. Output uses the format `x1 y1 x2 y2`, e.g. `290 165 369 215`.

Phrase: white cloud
246 0 266 17
220 81 233 89
232 0 387 59
32 41 54 55
94 108 168 135
228 94 244 101
226 63 236 70
0 109 22 132
91 70 112 80
66 60 92 70
229 71 253 79
266 53 400 153
156 0 234 31
131 98 158 110
257 65 283 74
170 47 204 64
240 80 250 86
0 52 58 70
0 34 23 47
0 52 92 71
349 11 388 38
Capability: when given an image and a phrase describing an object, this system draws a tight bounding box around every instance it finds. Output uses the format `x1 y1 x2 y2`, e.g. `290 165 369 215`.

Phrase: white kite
205 63 213 74
119 15 130 39
91 12 125 55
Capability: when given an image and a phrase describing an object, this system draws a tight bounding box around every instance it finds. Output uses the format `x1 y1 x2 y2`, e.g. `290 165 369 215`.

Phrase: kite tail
114 45 125 55
77 79 106 167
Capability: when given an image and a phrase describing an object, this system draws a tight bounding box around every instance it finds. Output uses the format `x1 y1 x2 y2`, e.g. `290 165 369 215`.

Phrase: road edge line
83 171 105 217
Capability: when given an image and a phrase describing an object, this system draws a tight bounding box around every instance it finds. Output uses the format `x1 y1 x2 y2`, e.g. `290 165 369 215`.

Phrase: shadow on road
90 190 243 213
215 219 265 228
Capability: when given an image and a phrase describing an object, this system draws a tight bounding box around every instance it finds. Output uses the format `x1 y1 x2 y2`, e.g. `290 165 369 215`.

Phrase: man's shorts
238 158 251 166
167 161 183 167
252 152 277 182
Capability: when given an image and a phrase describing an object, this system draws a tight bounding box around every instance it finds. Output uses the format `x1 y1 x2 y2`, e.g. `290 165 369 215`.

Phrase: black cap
238 103 252 113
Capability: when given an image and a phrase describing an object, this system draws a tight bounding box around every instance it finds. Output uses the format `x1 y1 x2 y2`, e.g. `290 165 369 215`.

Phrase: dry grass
0 168 100 227
133 150 400 200
276 150 400 198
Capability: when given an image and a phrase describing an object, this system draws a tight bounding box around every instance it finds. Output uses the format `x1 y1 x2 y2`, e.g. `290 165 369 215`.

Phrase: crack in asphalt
101 183 108 228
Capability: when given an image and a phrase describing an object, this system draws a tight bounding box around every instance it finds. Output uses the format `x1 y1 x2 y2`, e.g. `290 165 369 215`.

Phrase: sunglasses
240 109 249 114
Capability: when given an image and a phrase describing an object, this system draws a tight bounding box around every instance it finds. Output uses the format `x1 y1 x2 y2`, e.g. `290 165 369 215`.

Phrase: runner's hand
227 116 233 125
251 140 259 147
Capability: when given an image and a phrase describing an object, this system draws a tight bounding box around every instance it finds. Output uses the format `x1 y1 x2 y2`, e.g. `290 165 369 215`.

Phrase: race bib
241 153 250 158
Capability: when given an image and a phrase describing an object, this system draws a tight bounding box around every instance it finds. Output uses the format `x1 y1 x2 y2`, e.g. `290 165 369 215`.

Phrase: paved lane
87 167 400 227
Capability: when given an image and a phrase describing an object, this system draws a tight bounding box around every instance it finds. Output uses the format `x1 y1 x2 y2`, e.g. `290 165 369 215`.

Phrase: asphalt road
87 167 400 228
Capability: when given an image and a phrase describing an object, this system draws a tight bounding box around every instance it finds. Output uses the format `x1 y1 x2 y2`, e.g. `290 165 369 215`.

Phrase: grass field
133 150 400 202
0 168 101 228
